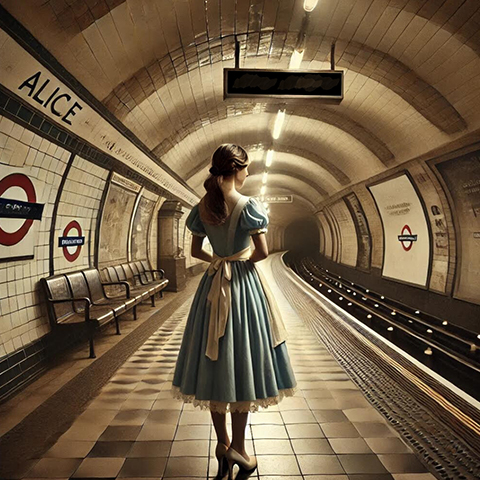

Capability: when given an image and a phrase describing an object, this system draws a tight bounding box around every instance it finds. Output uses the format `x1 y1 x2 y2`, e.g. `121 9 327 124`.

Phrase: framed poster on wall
317 211 333 259
344 192 372 271
368 173 431 287
433 148 480 305
328 199 358 267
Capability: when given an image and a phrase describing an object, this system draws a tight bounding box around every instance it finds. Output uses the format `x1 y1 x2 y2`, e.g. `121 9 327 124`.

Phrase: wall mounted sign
0 30 198 206
435 149 480 304
224 69 343 101
0 167 44 260
369 174 431 287
112 172 142 193
18 71 83 126
261 195 293 203
59 220 84 262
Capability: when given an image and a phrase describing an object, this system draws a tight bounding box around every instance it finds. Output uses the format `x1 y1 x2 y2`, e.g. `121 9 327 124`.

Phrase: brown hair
199 144 249 226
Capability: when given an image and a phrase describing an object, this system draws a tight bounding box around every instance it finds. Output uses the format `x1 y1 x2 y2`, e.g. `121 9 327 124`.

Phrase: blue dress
171 196 297 413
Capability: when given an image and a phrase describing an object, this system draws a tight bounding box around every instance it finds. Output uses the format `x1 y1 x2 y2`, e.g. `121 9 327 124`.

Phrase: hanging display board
224 69 343 101
369 174 431 287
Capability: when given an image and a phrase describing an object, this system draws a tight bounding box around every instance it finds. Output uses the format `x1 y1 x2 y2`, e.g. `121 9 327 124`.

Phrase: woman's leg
211 409 230 446
230 411 250 459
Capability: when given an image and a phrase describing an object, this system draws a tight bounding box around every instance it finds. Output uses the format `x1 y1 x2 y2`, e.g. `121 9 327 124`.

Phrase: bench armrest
47 297 91 322
144 268 165 279
101 281 131 298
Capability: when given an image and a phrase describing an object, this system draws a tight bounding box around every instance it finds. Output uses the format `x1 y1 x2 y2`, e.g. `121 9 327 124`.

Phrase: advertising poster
436 150 480 304
329 199 358 267
369 174 431 287
0 165 45 260
344 192 372 271
98 182 137 266
317 211 333 259
324 208 340 262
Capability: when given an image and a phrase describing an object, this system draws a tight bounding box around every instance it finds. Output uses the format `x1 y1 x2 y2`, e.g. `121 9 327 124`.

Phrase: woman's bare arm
191 235 213 262
249 233 268 262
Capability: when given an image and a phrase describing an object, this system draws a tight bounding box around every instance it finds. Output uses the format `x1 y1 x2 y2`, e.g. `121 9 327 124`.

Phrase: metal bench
41 274 118 359
103 260 168 307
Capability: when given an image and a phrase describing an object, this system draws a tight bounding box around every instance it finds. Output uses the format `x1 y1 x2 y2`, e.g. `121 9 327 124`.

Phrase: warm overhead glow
266 149 274 167
273 110 285 139
260 185 266 195
289 49 304 69
262 172 268 184
303 0 319 12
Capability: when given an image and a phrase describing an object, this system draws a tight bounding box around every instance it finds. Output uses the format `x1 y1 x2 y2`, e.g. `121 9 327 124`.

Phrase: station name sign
224 69 343 100
256 195 293 203
0 197 44 220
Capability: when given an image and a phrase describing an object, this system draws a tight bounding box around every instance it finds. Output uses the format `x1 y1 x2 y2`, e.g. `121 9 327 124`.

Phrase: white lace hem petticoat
171 384 299 413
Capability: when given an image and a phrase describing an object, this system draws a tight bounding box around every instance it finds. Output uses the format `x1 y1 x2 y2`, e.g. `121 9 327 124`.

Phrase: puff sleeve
239 197 269 235
186 204 207 237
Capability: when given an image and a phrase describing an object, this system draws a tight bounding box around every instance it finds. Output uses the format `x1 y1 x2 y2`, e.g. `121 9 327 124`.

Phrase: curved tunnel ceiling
3 0 480 226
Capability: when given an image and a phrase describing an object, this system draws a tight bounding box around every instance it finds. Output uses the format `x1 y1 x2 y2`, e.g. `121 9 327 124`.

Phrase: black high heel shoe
215 442 230 479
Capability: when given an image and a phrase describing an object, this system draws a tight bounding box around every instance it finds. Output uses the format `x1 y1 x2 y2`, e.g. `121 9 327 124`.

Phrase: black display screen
224 69 343 99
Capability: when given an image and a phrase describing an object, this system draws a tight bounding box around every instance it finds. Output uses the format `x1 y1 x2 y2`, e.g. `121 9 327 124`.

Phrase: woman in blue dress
171 144 297 479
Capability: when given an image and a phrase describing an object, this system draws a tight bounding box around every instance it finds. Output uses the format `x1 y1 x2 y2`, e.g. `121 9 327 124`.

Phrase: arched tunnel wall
312 143 480 333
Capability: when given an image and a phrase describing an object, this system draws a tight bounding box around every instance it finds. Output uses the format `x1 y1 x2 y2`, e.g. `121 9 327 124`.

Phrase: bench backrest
113 265 127 282
65 272 90 312
105 267 118 283
82 268 106 303
140 260 154 282
122 264 136 284
41 275 75 324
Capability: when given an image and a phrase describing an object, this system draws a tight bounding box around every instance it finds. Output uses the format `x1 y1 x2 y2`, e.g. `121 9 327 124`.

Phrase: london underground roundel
0 174 37 246
61 220 83 262
398 224 418 252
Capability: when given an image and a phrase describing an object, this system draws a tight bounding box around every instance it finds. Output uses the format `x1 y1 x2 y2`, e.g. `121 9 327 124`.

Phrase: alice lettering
18 72 83 126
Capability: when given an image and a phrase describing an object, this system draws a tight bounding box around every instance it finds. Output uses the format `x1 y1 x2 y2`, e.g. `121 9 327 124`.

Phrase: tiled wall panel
54 155 109 274
0 115 69 356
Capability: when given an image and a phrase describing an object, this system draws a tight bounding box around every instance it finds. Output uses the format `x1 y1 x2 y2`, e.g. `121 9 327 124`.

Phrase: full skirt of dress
171 260 298 413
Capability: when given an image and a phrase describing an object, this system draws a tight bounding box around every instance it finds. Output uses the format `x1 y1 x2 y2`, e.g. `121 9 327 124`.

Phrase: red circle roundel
400 224 414 251
0 174 36 246
62 220 83 262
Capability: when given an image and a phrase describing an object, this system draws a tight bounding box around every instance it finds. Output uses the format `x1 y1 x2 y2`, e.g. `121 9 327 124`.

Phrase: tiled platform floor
15 255 436 479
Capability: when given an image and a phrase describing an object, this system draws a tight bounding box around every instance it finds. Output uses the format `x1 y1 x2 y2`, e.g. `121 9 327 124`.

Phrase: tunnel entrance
284 217 320 256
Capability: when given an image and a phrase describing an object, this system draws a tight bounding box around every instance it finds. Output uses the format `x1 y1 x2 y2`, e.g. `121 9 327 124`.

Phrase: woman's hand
191 235 213 262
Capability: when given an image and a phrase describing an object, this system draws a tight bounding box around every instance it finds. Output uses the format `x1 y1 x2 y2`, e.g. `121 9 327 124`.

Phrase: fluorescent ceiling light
303 0 319 12
273 110 285 139
262 172 268 184
289 49 304 69
260 185 266 195
266 149 274 167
